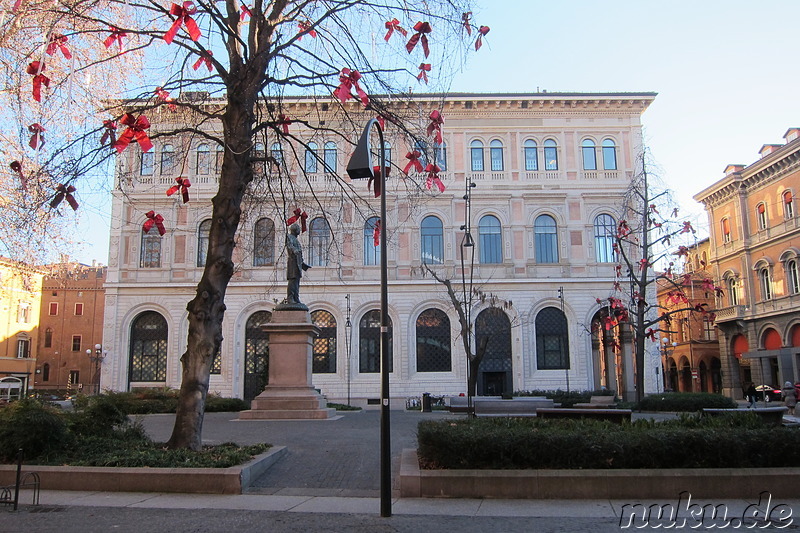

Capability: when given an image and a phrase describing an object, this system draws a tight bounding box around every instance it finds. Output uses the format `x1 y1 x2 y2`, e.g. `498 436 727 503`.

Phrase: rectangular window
582 146 597 170
17 303 30 323
703 317 716 341
72 335 82 352
524 147 538 171
602 145 617 170
196 150 211 175
68 370 80 388
785 192 795 219
17 339 30 358
44 328 52 348
490 146 503 171
721 218 731 243
470 147 484 172
757 204 767 230
49 302 58 316
434 143 447 171
544 146 558 170
140 151 154 176
75 303 84 316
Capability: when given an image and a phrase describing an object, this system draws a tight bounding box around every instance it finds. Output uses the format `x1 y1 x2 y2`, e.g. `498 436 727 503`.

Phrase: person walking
746 382 757 409
783 381 797 416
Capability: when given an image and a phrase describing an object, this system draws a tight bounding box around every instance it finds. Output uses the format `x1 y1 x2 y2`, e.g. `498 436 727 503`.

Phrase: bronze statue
279 222 310 310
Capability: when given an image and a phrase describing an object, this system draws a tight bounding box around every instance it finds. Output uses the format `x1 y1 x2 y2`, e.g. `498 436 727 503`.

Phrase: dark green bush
515 389 615 408
638 392 736 412
205 396 248 412
0 399 72 462
68 395 130 438
417 413 800 470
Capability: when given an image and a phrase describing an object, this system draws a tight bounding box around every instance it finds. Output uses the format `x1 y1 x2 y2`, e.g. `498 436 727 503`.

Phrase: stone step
239 408 336 420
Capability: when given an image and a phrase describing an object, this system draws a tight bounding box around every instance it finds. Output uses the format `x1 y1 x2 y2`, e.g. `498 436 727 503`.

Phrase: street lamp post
346 118 391 517
85 343 105 395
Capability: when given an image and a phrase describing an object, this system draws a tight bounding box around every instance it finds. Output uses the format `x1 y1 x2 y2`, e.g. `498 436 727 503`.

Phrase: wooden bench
535 407 632 424
702 407 787 426
573 396 616 409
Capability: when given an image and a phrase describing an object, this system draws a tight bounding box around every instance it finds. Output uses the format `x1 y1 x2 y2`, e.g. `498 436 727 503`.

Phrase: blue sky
72 1 800 264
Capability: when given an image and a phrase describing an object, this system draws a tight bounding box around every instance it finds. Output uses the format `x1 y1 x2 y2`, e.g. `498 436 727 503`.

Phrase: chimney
784 128 800 143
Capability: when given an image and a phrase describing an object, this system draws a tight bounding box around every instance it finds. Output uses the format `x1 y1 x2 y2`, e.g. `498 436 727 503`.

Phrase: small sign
692 370 699 379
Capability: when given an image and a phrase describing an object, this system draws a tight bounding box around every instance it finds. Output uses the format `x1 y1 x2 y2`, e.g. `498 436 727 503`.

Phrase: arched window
252 142 265 175
129 311 168 382
304 142 318 173
760 267 772 300
470 140 485 172
253 218 275 266
420 216 443 264
434 142 447 171
524 139 538 171
727 277 740 306
42 362 50 382
44 327 53 348
762 328 782 350
721 217 732 244
534 214 558 263
364 217 381 266
160 144 177 175
787 259 800 294
197 219 211 267
324 142 337 172
756 203 768 230
359 310 392 373
544 139 558 170
413 139 429 167
382 141 392 168
140 225 162 268
784 191 795 219
215 144 224 172
490 139 504 171
478 215 502 264
602 139 618 170
244 311 271 403
196 144 210 175
308 217 330 266
270 142 283 167
416 309 451 372
311 310 337 373
581 139 597 170
536 307 569 369
475 307 512 395
594 214 616 263
140 150 154 176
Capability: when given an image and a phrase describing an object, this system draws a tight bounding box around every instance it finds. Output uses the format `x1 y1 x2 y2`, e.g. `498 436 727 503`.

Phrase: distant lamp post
660 337 677 392
346 118 391 518
86 343 105 395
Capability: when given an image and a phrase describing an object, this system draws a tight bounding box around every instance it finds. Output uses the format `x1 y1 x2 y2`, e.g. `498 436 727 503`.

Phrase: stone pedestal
239 309 335 420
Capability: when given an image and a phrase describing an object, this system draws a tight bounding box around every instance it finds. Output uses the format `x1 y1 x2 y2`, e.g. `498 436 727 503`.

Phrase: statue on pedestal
277 222 310 310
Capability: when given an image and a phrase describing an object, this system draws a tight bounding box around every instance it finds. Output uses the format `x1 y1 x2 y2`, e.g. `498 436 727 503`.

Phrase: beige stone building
101 92 657 405
694 128 800 398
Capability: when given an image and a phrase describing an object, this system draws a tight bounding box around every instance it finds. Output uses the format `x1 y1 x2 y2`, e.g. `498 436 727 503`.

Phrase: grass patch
417 414 800 470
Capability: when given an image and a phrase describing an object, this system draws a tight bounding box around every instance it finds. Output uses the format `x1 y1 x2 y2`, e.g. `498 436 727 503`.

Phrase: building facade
694 128 800 398
101 92 658 405
35 263 107 394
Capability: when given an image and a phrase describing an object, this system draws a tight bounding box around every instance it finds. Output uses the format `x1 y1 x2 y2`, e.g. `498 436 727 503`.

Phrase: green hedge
73 389 247 414
515 389 615 408
417 414 800 470
638 392 737 412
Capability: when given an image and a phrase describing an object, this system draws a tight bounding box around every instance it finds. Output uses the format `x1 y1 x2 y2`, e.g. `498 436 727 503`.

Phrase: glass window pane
129 311 168 382
312 310 337 373
308 217 330 266
594 214 616 263
421 216 444 264
536 307 569 369
324 142 337 173
161 144 176 175
479 215 502 264
140 232 161 268
490 140 503 171
534 215 558 263
581 140 596 170
524 140 538 171
470 140 484 172
359 310 392 373
544 140 558 170
140 151 154 175
416 309 451 372
435 143 447 171
602 139 617 170
364 217 380 266
253 218 275 266
305 142 318 173
197 219 211 267
196 144 210 175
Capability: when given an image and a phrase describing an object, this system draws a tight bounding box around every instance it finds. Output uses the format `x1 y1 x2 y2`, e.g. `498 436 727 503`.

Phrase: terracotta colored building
694 128 800 398
35 263 107 394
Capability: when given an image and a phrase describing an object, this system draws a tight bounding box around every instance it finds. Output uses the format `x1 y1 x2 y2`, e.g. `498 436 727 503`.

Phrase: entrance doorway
243 311 272 404
475 308 512 396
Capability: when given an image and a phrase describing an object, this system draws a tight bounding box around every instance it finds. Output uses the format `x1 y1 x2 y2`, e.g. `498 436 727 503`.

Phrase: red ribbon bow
424 163 445 192
680 221 694 234
166 177 191 203
417 63 431 84
50 184 79 210
10 161 26 191
368 166 389 198
26 61 49 103
373 219 381 247
114 113 153 153
104 27 127 51
475 25 490 51
384 18 407 41
28 123 45 150
12 0 21 12
277 114 292 134
462 12 472 35
143 211 166 236
46 34 72 59
402 150 423 174
239 3 251 21
333 68 369 107
164 1 201 44
100 120 117 146
426 110 443 144
193 50 213 71
155 87 177 111
286 208 308 232
298 20 317 39
405 21 431 57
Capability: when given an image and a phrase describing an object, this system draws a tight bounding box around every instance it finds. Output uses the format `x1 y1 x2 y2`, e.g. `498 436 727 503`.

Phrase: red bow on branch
155 87 177 111
163 1 201 44
28 123 45 150
104 27 127 51
405 21 431 57
297 20 317 39
376 114 386 130
26 61 49 103
166 177 191 203
10 161 26 191
46 34 72 59
417 63 431 84
114 113 153 153
373 219 381 247
333 68 369 107
100 120 117 146
462 12 472 35
403 150 423 174
425 163 445 192
239 3 251 21
286 208 308 232
368 166 389 198
427 110 443 144
638 258 649 271
12 0 21 12
276 114 292 134
143 211 166 236
50 184 79 210
645 328 657 342
474 25 490 51
193 50 213 71
680 221 694 234
384 18 407 41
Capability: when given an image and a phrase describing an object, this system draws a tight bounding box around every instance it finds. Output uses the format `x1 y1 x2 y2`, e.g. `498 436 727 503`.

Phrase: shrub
0 399 72 462
515 389 615 408
68 395 130 438
205 396 248 412
637 392 737 412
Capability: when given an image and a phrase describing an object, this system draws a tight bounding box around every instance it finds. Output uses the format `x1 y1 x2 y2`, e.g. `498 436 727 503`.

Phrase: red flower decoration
424 163 445 192
286 208 308 232
100 120 117 146
166 177 191 203
680 221 694 234
193 50 213 71
10 161 26 191
417 63 431 84
384 18 407 41
46 34 72 59
104 27 127 51
28 123 45 150
143 211 166 236
405 21 431 57
474 26 489 51
239 3 251 21
297 20 317 39
155 87 177 111
26 61 49 103
114 113 153 153
461 12 472 35
368 166 388 198
50 184 78 210
403 150 423 174
426 110 443 144
163 1 201 44
277 114 292 134
333 68 369 107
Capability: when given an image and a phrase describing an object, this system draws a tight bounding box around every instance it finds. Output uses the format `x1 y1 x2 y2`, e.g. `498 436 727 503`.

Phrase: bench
702 407 787 426
573 396 616 409
448 396 557 416
535 407 632 424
